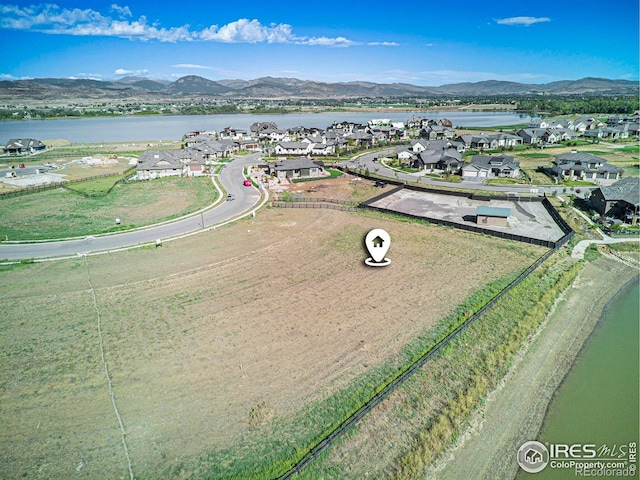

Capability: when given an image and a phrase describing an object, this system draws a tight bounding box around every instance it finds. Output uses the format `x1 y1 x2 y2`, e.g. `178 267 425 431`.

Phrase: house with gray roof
3 138 46 155
455 134 491 151
415 147 463 173
590 177 639 224
136 150 185 180
551 152 620 182
268 157 325 180
516 128 559 145
462 154 520 180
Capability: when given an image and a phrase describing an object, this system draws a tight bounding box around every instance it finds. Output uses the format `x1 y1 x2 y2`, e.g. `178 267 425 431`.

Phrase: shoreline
427 256 639 480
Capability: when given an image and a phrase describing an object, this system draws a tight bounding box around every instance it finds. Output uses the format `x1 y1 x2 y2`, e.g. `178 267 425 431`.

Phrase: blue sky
1 1 638 86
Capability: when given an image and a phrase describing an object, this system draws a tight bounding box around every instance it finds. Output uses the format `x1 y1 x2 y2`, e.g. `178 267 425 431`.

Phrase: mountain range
0 75 637 101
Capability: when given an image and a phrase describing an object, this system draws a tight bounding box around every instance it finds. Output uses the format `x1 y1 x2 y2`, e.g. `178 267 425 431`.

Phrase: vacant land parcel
0 207 546 479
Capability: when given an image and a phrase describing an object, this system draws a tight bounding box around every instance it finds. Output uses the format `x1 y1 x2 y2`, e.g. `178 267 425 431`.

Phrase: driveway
0 153 264 260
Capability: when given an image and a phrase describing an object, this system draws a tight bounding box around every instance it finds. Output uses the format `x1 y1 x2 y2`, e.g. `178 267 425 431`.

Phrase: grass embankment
295 250 582 479
63 170 134 196
387 255 581 480
0 176 216 240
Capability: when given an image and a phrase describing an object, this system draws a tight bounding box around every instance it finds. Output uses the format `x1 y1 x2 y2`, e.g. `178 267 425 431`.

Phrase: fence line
0 166 137 199
277 226 572 479
273 196 358 206
271 201 358 212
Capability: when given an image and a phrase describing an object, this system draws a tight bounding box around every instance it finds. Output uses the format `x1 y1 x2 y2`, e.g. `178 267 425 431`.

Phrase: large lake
518 278 639 479
0 111 533 143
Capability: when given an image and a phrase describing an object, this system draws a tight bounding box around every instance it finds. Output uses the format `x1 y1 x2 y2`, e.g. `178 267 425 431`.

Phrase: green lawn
0 176 217 241
65 171 133 196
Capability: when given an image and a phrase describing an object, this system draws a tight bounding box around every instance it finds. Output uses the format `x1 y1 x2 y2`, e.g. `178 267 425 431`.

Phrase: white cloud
199 18 294 43
110 4 132 17
0 5 371 46
114 68 149 75
367 41 399 47
496 16 551 26
172 64 215 70
0 4 194 42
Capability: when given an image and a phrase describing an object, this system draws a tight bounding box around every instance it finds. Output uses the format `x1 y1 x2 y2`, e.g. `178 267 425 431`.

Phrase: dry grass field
0 206 546 479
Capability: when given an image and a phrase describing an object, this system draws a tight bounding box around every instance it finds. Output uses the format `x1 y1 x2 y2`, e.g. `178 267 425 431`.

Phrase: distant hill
0 75 637 101
163 75 231 95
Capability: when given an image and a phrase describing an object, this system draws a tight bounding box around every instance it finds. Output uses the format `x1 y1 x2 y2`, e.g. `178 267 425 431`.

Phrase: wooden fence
0 166 137 199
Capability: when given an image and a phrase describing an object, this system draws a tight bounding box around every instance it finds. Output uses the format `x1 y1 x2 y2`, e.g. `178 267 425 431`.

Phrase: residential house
515 128 559 145
487 133 523 149
219 126 248 140
583 126 629 141
274 142 311 156
3 138 46 155
268 157 325 180
136 150 184 180
422 125 456 140
408 140 463 173
455 134 490 151
411 138 430 153
551 152 620 182
462 154 520 180
236 139 261 151
250 122 279 137
396 146 417 164
590 177 640 224
416 149 463 173
309 142 336 156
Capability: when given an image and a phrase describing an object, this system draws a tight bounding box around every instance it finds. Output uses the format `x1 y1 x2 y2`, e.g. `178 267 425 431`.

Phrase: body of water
521 278 639 479
0 111 533 144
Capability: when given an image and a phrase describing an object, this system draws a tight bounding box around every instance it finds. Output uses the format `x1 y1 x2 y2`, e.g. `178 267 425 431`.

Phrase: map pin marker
365 228 391 267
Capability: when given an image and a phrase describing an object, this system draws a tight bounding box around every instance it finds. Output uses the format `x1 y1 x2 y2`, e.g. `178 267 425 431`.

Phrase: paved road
0 154 263 260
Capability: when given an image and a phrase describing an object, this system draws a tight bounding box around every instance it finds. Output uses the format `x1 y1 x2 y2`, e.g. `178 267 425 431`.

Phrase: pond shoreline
428 256 638 480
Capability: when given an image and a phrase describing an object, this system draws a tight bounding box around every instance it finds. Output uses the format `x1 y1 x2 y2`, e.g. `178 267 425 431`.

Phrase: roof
137 150 182 170
4 138 45 150
277 142 309 150
476 206 511 218
470 154 519 170
554 152 607 165
598 177 640 206
272 157 324 171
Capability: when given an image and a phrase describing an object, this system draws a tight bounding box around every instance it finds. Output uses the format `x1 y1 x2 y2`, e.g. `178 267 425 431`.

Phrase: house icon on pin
372 236 384 248
525 449 542 464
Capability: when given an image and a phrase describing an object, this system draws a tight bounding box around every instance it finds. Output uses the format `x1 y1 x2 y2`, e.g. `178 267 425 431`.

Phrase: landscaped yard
0 176 217 240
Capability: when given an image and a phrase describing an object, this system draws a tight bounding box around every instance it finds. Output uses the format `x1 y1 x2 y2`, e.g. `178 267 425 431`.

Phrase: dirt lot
369 189 566 242
0 207 545 479
280 174 390 203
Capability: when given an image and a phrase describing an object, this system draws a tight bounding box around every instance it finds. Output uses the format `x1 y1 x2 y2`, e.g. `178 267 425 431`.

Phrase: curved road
343 150 590 197
0 153 263 261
